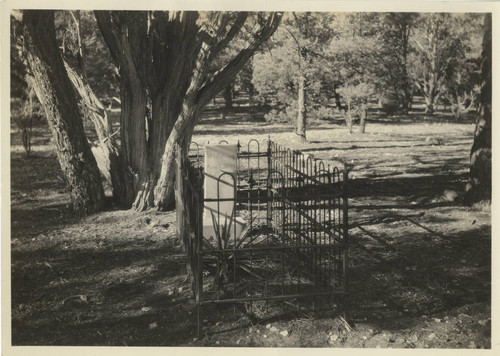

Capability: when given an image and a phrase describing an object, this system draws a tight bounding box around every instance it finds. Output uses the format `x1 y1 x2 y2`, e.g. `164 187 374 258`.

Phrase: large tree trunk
296 76 307 142
95 11 199 210
95 11 282 211
23 10 104 215
465 14 491 204
64 61 134 207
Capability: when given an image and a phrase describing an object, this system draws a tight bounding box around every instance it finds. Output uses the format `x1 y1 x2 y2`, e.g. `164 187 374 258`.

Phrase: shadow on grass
11 237 196 346
348 223 490 330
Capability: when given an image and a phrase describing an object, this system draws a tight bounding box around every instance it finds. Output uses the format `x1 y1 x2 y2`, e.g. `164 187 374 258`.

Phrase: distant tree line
250 12 483 138
11 11 490 213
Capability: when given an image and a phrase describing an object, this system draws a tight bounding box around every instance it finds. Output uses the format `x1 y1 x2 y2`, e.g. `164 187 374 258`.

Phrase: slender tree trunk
465 14 491 204
401 21 411 115
223 83 233 109
296 76 307 142
424 95 434 114
334 85 342 110
23 10 104 215
345 101 353 134
359 104 367 133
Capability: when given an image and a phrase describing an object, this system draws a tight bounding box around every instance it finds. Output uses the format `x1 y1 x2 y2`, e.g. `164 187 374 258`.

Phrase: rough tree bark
154 13 283 210
465 14 491 204
64 61 134 206
95 11 282 211
23 10 104 214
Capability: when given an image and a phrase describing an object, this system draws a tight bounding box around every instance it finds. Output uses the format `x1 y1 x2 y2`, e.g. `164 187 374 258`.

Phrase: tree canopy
13 10 489 212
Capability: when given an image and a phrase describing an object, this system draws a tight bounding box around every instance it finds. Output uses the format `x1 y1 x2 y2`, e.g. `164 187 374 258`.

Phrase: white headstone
203 144 246 240
204 144 237 220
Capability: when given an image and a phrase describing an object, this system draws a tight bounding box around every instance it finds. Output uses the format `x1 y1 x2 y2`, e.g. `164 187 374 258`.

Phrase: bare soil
10 106 490 348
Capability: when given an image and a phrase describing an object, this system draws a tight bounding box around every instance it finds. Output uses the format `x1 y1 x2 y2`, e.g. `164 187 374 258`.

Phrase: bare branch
196 12 283 107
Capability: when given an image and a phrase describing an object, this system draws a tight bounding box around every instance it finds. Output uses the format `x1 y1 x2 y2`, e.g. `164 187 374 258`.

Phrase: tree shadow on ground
344 169 490 332
11 225 197 346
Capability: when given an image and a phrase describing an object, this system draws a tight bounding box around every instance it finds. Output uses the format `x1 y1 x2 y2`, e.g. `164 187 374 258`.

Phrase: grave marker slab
203 144 245 239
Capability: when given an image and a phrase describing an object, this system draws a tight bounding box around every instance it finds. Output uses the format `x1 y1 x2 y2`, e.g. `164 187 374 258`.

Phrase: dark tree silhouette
465 14 491 204
22 10 104 214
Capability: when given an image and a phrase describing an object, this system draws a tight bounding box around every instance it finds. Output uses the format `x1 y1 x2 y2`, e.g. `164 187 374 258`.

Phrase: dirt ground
9 106 491 348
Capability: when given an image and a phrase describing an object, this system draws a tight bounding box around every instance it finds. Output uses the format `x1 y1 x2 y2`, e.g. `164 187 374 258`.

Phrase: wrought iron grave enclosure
175 139 348 336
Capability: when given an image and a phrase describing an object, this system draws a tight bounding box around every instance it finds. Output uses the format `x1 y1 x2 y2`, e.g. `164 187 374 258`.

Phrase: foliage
54 11 119 107
11 15 45 155
408 13 480 114
338 82 375 133
252 12 336 123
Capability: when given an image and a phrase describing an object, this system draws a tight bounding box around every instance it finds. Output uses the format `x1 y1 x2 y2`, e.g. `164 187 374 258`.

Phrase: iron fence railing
175 139 348 337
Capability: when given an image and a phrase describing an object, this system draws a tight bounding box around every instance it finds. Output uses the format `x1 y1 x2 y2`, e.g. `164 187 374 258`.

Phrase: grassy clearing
10 107 490 347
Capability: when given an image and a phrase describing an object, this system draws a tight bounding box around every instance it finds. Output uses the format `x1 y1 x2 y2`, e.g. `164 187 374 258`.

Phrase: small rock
270 326 279 333
149 322 158 330
428 333 436 340
443 190 458 202
266 324 271 329
141 307 151 312
280 330 288 337
178 286 184 293
330 334 339 342
434 318 442 323
263 335 267 338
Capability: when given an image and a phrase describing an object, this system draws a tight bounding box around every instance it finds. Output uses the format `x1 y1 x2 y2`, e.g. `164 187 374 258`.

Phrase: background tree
337 82 375 134
465 14 491 204
95 11 282 210
442 15 483 121
11 15 45 156
375 13 418 113
409 13 466 114
22 10 105 214
235 59 256 104
54 11 128 205
252 12 336 141
326 13 380 130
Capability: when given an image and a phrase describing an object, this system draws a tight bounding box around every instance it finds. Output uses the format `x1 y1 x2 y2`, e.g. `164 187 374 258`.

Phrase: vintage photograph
6 4 492 350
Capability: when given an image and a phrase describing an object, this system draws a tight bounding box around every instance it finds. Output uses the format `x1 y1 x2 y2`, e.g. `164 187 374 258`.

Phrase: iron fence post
342 169 349 319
